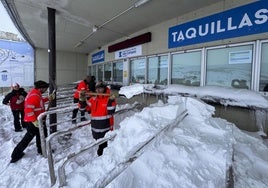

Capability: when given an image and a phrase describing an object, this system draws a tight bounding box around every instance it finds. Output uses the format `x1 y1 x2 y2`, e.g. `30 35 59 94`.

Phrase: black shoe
72 120 76 124
10 152 25 163
97 148 103 156
15 129 23 132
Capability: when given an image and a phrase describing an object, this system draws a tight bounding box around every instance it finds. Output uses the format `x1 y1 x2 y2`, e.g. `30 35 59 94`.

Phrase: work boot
10 152 25 163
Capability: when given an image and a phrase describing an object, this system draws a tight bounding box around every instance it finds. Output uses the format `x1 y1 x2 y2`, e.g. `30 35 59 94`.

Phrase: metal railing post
38 112 48 158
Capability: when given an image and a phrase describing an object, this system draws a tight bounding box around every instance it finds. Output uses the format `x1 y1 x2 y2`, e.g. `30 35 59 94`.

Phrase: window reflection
171 51 201 86
148 55 168 85
206 45 253 89
113 61 123 82
104 63 112 82
260 43 268 92
130 58 146 84
97 64 103 81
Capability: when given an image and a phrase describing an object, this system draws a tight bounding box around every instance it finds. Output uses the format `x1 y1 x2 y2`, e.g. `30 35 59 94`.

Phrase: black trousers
72 98 85 121
11 122 48 160
92 130 108 156
12 109 26 130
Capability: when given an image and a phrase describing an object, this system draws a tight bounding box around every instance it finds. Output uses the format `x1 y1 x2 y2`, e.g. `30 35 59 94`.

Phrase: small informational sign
229 50 252 64
115 45 142 59
92 50 105 64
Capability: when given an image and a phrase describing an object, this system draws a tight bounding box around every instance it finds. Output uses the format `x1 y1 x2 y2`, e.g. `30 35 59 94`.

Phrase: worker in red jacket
72 76 91 124
10 80 54 163
2 82 27 132
87 82 116 156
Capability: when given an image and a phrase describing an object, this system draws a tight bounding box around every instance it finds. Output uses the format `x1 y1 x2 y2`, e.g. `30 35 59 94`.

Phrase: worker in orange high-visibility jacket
92 80 114 131
86 82 116 156
10 80 55 163
72 76 91 123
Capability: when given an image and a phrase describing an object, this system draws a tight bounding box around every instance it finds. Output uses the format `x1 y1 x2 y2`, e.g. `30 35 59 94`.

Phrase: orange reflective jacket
87 95 116 133
24 88 48 122
73 80 89 99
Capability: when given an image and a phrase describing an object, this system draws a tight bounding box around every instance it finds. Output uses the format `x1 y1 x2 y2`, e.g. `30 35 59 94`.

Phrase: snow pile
66 96 234 187
119 84 268 109
1 88 268 188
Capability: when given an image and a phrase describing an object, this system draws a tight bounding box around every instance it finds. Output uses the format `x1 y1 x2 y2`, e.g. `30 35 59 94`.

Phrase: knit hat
34 80 49 89
12 82 19 88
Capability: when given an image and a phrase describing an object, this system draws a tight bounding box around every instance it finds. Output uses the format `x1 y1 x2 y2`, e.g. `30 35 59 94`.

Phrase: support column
48 7 57 133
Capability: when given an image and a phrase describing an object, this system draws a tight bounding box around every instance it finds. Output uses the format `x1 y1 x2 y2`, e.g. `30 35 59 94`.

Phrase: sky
0 84 268 188
0 2 21 35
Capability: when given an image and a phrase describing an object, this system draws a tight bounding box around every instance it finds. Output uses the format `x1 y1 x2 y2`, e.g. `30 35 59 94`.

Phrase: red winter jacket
2 88 27 110
24 88 48 122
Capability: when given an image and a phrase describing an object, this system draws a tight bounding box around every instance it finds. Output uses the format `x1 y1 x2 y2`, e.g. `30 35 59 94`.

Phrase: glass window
260 42 268 92
113 61 123 82
104 63 112 82
171 51 201 86
206 45 253 89
97 64 103 81
130 58 146 84
148 55 168 85
88 66 91 76
92 65 97 78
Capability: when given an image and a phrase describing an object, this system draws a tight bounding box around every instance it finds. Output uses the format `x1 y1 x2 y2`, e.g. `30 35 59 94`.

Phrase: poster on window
229 50 252 64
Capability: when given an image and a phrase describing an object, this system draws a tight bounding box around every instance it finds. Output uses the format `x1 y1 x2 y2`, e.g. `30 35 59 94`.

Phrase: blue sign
92 50 105 64
168 1 268 48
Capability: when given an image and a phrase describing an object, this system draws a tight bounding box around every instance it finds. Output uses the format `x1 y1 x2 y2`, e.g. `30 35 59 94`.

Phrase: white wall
35 48 88 85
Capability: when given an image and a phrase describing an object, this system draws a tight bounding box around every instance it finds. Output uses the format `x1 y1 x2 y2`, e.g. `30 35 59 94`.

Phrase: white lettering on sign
171 8 268 43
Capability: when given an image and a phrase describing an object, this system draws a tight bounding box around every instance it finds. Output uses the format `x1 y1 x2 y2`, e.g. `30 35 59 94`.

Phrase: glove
109 94 116 100
79 90 86 101
48 93 55 101
32 120 38 127
16 95 25 104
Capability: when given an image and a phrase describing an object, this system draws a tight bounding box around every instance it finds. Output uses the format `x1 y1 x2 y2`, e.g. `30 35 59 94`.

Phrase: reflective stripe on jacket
24 88 48 122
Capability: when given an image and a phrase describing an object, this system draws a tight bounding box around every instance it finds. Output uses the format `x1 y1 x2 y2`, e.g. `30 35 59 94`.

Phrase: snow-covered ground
0 84 268 188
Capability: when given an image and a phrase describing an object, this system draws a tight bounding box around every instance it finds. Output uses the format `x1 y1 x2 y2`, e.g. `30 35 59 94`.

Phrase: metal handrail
38 103 78 158
47 120 91 186
43 103 143 186
56 104 144 187
58 133 117 187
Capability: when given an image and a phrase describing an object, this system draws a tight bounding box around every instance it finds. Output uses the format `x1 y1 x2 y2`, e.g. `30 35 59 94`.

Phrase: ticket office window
260 42 268 92
206 45 253 89
113 61 123 83
92 65 97 79
88 66 91 76
130 58 146 84
97 64 104 82
148 55 168 85
171 51 201 86
104 63 112 82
